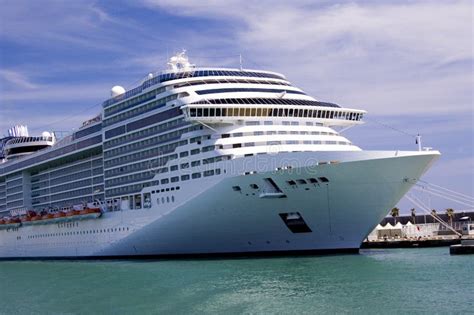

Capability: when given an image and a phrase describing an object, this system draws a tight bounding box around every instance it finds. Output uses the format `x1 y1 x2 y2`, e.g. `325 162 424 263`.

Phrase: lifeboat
0 217 21 229
66 210 80 217
53 212 66 219
20 211 35 226
29 215 44 225
76 207 102 220
20 216 31 223
42 213 54 220
79 207 100 215
0 205 103 229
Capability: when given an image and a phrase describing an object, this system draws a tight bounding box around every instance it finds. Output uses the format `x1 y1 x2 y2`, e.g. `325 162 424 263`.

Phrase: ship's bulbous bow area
98 151 440 257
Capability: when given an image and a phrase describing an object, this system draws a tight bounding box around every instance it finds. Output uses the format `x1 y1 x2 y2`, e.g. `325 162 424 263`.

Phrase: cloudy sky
0 0 472 213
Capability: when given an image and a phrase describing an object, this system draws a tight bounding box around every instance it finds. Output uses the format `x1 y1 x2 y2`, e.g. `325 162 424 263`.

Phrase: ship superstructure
0 51 440 258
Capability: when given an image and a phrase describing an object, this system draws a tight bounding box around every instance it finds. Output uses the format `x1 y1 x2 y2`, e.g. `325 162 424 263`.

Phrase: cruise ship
0 51 440 258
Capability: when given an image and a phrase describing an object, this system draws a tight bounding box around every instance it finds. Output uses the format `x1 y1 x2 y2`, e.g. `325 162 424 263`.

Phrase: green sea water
0 248 472 314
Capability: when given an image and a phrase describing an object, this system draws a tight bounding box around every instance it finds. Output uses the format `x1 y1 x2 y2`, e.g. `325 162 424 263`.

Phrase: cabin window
203 170 215 177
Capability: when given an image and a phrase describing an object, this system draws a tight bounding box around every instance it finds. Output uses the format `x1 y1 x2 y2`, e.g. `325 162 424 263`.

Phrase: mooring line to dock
417 180 474 202
412 186 474 208
406 194 462 237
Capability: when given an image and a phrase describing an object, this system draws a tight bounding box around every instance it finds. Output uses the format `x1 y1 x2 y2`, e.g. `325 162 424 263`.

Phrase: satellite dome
41 131 51 138
111 86 125 97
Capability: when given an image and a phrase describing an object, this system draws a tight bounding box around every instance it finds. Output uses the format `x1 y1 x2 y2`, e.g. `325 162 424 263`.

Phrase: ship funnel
8 125 29 137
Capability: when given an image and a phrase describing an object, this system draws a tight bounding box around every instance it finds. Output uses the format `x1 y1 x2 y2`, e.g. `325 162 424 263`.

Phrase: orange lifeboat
8 218 21 224
20 211 36 225
53 212 66 219
42 213 54 220
74 207 102 220
79 207 101 215
30 215 42 222
66 210 80 217
21 216 31 222
0 217 21 229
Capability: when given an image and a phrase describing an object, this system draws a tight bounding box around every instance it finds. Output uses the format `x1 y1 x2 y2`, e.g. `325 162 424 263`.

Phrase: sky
0 0 472 214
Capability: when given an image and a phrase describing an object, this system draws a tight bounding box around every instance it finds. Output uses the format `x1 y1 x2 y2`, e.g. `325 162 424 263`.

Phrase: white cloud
143 0 473 116
0 70 39 89
0 1 138 52
0 103 102 135
0 82 110 102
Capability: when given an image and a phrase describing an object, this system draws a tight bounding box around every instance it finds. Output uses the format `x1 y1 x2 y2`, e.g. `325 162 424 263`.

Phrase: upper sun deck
102 68 288 108
102 50 289 108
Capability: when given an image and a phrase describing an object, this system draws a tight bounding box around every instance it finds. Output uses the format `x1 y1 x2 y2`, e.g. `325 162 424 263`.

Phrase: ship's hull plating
0 151 439 259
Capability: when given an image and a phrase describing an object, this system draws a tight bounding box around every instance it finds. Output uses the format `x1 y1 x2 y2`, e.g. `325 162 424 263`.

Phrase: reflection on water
0 248 472 314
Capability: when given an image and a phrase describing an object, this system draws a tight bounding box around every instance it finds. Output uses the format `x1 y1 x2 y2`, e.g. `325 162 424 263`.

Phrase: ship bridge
181 101 365 127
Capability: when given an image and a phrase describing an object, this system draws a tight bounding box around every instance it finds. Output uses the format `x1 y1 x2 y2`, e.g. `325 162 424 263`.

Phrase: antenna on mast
239 54 243 71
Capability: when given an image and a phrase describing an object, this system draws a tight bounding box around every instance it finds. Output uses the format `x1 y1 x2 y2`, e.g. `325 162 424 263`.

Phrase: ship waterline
0 51 439 258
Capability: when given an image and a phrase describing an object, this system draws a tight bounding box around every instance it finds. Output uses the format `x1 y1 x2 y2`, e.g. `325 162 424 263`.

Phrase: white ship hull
0 150 439 259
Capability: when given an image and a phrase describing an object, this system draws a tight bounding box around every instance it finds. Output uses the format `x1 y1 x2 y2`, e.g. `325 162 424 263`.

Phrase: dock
362 237 460 249
450 238 474 255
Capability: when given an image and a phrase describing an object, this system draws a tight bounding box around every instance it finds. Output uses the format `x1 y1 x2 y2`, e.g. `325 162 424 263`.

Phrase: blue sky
0 0 472 214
